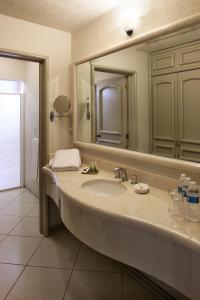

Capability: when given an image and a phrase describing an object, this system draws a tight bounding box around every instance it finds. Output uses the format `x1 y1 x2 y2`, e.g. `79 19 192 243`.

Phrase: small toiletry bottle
89 162 94 174
93 162 98 173
187 181 200 222
177 173 186 194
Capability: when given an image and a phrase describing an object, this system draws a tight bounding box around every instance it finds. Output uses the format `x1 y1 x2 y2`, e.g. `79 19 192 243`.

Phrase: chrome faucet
121 168 128 182
113 167 128 182
113 167 121 179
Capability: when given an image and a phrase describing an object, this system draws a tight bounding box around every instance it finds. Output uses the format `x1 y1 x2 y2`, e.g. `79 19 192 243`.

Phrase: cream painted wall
72 0 200 61
24 62 39 197
77 62 92 143
0 13 72 155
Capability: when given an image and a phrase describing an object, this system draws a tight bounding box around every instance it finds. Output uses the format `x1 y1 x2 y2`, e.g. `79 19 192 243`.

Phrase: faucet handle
130 175 137 184
113 167 121 178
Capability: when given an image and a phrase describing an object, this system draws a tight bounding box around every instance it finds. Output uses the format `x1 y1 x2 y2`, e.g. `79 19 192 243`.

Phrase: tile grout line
0 202 38 219
25 202 39 217
0 189 36 242
7 234 42 238
4 265 26 300
0 210 30 239
0 259 123 273
4 234 46 299
62 242 83 300
0 188 42 299
26 263 122 273
0 188 26 203
25 237 45 267
5 211 33 236
0 261 26 267
0 201 39 233
0 235 8 244
0 201 14 212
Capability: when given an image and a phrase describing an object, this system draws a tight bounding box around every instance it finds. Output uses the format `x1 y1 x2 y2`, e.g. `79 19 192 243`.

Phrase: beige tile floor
0 188 160 300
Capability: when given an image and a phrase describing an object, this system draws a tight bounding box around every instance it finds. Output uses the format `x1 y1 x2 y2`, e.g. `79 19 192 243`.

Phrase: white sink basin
81 179 127 197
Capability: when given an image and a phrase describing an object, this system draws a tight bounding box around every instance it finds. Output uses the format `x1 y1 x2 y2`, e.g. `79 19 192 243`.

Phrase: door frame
0 49 48 234
90 64 137 149
20 93 25 187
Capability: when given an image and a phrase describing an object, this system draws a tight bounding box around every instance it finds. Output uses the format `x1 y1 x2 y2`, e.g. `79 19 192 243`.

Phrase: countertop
43 166 200 255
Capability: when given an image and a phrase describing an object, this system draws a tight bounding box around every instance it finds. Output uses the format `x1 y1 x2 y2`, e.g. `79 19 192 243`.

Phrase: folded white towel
51 149 81 171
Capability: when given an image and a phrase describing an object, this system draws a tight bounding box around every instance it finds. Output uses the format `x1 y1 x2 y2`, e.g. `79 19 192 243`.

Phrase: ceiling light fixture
124 26 134 36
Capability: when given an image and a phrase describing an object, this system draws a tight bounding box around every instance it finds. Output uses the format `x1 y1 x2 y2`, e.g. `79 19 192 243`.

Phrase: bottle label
182 188 187 197
178 186 182 193
188 195 199 204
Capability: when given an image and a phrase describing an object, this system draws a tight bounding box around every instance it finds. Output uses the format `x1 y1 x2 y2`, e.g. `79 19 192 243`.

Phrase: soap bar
134 183 149 194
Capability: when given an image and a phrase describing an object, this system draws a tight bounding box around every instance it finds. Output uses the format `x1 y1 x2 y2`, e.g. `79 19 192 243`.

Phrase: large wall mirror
76 24 200 163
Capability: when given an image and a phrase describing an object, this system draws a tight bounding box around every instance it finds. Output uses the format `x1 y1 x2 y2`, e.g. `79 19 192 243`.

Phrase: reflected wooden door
151 74 177 157
95 76 128 148
178 69 200 162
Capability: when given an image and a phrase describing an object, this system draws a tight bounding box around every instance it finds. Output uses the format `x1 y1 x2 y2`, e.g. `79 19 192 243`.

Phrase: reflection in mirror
76 25 200 162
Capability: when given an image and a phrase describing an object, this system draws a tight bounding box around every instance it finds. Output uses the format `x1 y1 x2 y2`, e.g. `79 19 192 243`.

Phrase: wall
72 0 200 61
76 62 92 143
0 13 72 155
24 62 39 196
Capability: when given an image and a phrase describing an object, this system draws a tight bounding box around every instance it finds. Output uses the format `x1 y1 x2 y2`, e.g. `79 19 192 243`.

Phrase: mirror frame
73 13 200 175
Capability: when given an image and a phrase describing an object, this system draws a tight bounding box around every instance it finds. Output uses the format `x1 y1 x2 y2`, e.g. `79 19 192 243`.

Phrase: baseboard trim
121 265 189 300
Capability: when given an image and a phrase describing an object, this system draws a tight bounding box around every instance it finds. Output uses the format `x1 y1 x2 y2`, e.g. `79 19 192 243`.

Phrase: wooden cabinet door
178 69 200 162
151 74 177 157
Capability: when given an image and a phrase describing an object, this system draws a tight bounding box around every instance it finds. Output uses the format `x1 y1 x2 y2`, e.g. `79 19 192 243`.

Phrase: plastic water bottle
177 173 186 194
187 181 200 222
182 177 191 199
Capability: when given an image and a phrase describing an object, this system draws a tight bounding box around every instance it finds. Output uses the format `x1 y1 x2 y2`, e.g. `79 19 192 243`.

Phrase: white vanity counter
43 166 200 299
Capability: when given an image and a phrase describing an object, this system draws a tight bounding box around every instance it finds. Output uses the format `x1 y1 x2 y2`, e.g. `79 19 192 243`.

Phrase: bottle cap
134 183 149 194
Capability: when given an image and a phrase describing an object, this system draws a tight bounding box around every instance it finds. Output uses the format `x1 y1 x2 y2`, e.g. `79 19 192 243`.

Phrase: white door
0 94 21 190
96 76 128 148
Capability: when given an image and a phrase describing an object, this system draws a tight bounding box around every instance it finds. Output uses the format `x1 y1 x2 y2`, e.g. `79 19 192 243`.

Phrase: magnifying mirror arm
49 111 72 122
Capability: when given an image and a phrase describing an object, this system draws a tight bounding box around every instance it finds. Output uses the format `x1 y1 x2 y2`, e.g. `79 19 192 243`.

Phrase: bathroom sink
81 179 127 197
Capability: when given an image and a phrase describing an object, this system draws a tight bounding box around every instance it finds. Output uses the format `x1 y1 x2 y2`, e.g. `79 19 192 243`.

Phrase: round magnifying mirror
54 95 70 113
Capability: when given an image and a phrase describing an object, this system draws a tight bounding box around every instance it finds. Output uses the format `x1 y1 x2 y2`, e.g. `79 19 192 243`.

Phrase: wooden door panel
99 86 122 133
152 74 177 157
96 76 128 148
178 69 200 162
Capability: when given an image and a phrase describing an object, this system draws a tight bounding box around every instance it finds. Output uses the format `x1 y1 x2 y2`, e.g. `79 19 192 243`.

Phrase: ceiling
0 0 125 32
